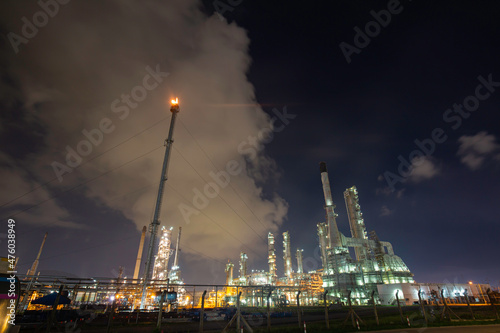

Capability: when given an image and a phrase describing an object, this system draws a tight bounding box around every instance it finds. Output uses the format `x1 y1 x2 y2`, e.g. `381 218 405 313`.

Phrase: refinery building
221 162 414 305
147 161 491 307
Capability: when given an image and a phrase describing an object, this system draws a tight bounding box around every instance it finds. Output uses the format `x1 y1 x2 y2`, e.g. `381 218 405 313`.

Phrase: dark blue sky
1 0 499 287
217 0 500 285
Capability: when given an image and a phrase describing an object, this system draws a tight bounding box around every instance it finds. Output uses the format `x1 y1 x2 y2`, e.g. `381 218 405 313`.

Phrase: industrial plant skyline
1 0 500 288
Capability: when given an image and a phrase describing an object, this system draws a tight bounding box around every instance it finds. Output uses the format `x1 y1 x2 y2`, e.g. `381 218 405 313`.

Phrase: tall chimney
133 226 147 282
28 232 48 276
319 162 342 248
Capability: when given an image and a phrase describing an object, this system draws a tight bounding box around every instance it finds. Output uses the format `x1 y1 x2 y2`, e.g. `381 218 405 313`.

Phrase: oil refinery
221 161 413 306
11 99 496 318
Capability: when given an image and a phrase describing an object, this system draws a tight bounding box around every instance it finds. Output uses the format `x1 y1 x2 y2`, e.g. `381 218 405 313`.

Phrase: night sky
1 0 499 287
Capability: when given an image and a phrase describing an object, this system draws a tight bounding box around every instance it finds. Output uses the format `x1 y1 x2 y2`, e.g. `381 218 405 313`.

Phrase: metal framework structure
152 226 173 281
17 274 323 313
318 162 414 304
267 232 277 283
140 98 180 309
222 162 413 305
282 231 292 279
168 226 182 283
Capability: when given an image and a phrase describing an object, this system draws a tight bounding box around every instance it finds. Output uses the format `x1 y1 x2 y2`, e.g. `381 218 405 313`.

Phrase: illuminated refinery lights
296 249 304 274
318 161 414 304
268 232 277 282
239 252 248 284
283 231 292 279
152 226 173 281
168 226 183 284
221 161 414 305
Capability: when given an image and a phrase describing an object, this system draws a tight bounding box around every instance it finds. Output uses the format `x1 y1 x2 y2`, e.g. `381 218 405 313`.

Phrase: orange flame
171 98 179 105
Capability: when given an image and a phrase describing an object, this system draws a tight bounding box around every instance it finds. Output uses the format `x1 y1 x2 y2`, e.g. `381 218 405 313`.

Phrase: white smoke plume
0 0 288 279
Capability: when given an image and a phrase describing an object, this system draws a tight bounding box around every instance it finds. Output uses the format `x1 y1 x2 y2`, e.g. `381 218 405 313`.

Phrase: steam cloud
0 0 288 278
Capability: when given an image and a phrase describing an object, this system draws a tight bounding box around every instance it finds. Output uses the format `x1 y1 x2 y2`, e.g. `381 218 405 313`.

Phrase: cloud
375 186 392 196
0 0 288 265
408 156 439 182
380 205 393 217
0 153 85 230
375 184 405 199
457 132 499 170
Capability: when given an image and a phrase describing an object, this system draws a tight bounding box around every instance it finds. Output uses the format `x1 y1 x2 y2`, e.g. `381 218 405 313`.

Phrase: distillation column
268 232 277 283
239 252 248 283
172 227 182 268
296 249 304 274
169 226 182 282
225 261 234 285
152 226 173 280
283 231 292 279
320 162 342 248
317 223 329 272
344 186 369 261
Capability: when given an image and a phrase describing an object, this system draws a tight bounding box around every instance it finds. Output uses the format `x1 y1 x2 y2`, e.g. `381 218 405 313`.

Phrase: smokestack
319 162 327 173
268 232 277 281
319 162 342 248
283 231 292 278
133 226 147 282
296 249 304 274
28 232 48 277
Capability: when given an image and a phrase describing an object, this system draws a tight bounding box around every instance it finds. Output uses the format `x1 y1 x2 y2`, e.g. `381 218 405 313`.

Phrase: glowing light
171 98 179 105
469 281 473 285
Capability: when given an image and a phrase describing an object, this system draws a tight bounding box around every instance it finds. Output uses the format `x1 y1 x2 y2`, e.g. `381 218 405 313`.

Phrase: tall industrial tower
268 232 277 282
168 226 182 283
133 226 147 282
283 231 292 278
152 226 173 280
140 98 180 308
239 252 248 283
27 232 48 277
319 162 341 248
317 223 329 272
344 186 370 261
225 261 234 285
318 161 414 304
296 249 304 274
